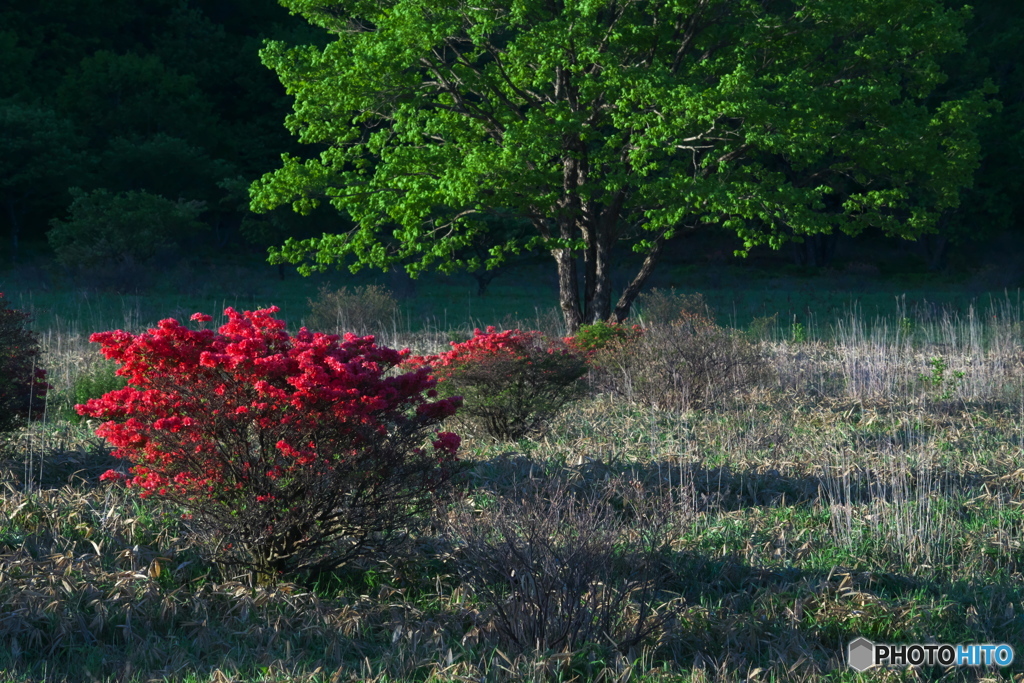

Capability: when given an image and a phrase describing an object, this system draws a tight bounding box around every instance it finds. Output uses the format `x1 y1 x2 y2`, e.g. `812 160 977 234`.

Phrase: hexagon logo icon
848 637 875 671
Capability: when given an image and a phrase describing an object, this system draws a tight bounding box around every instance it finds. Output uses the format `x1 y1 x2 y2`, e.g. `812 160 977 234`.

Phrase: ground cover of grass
1 265 1023 681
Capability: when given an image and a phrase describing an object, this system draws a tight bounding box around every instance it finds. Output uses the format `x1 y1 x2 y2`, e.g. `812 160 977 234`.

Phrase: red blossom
83 306 462 501
81 306 465 576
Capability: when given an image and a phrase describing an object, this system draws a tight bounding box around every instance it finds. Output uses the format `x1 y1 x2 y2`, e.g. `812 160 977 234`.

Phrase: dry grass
1 294 1024 681
306 285 401 339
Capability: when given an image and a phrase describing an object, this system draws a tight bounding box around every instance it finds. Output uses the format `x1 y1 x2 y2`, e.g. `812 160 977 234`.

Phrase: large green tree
252 0 992 332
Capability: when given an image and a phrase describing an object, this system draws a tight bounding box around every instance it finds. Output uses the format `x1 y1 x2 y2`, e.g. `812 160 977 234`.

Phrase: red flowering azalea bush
80 306 462 583
0 293 49 435
407 327 588 442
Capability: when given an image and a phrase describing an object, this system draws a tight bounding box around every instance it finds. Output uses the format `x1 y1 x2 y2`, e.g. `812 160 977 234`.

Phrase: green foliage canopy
265 1 988 329
56 51 219 146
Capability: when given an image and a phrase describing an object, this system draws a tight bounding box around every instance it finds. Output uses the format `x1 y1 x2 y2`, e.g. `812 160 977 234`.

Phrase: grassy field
1 261 1024 682
2 252 1018 340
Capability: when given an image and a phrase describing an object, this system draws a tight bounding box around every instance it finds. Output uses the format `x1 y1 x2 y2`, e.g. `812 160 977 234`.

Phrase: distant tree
0 31 34 98
920 0 1024 271
251 0 993 332
455 208 535 296
0 101 86 261
48 188 206 269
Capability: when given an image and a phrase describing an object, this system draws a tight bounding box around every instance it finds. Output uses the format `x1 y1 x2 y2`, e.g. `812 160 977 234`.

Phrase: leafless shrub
445 476 676 655
593 306 774 411
635 288 714 327
307 284 399 337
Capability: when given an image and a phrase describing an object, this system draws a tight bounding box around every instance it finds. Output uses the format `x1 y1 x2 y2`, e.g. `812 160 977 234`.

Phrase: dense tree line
785 0 1022 273
0 0 1021 286
0 0 342 271
932 0 1024 271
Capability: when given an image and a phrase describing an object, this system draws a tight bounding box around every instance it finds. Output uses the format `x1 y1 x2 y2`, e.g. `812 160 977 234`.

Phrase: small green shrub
898 317 915 341
567 320 644 355
918 355 965 401
0 293 49 434
307 284 399 337
791 320 807 344
409 327 589 441
745 313 779 343
57 361 127 423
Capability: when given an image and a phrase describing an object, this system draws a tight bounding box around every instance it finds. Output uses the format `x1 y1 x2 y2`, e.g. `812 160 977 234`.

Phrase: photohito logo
848 638 1015 671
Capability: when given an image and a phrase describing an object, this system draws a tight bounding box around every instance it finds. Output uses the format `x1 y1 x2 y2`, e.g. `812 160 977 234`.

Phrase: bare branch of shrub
445 476 677 655
590 299 773 411
307 285 399 338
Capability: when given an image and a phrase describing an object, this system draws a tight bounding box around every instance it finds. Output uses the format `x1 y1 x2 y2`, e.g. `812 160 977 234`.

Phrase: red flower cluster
407 326 576 376
81 307 463 576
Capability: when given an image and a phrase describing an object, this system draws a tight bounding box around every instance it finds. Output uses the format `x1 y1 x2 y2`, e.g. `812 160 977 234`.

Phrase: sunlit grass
1 270 1023 681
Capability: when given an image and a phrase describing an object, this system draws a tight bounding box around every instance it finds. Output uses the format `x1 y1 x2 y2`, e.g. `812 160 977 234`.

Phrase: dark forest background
1 0 1022 291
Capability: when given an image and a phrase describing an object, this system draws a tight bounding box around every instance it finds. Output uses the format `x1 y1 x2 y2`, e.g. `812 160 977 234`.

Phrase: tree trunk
792 233 837 267
554 246 583 332
582 234 597 322
553 121 587 332
589 228 613 323
584 191 625 325
5 201 19 263
611 227 669 323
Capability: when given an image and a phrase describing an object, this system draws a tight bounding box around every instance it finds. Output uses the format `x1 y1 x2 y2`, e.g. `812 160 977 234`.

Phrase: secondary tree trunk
611 227 669 323
5 201 19 263
791 233 838 267
554 247 583 331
